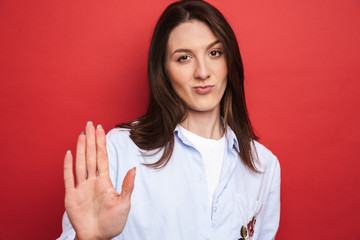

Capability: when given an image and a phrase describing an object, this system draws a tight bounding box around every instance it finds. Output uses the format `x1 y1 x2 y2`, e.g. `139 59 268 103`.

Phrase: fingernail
97 124 102 129
66 150 71 154
87 121 93 126
81 131 86 135
133 167 136 173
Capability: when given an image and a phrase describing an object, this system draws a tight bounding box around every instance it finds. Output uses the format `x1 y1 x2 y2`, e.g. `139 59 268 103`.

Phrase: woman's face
165 20 228 114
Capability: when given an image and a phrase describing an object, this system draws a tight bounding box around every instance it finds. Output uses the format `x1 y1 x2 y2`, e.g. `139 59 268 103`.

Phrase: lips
193 85 215 94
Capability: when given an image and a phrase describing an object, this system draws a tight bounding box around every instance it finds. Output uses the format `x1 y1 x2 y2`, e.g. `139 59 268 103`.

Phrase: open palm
63 122 136 240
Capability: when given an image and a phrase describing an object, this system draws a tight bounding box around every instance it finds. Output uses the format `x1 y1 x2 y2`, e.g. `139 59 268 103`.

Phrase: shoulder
106 127 143 167
106 128 133 145
107 127 130 141
252 140 280 173
106 127 139 152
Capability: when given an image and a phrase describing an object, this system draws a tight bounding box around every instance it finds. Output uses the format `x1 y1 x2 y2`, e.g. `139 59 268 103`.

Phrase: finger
96 124 109 176
64 150 75 191
85 121 97 178
75 132 86 184
119 167 136 202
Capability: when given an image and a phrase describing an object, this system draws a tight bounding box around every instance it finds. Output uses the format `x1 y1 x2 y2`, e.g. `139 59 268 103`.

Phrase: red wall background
1 0 359 239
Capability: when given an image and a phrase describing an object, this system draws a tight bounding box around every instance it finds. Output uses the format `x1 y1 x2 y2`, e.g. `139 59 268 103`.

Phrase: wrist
75 234 111 240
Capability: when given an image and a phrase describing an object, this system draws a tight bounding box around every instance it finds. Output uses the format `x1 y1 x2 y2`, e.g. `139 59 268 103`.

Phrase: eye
177 55 190 62
209 50 223 57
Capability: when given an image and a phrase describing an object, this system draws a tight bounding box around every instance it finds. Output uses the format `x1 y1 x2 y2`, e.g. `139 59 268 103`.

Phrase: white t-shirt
178 125 226 206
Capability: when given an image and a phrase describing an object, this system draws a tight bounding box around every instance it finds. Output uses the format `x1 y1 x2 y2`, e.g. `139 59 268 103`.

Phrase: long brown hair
118 0 259 172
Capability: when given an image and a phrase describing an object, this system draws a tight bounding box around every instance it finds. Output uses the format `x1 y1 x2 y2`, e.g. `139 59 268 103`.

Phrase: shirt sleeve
258 158 281 239
57 211 76 240
106 130 120 190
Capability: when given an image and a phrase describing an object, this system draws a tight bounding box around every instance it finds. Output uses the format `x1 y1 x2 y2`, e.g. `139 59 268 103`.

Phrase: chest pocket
231 193 262 240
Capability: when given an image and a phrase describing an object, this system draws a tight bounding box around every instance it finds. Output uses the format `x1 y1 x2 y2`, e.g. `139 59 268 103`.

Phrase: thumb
120 167 136 201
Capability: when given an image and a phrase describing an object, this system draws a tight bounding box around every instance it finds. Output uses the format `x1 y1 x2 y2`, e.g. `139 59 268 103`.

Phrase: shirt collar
174 125 193 147
174 124 239 153
224 124 240 152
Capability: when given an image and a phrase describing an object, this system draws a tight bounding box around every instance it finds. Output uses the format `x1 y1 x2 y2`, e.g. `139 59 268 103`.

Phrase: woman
59 0 280 239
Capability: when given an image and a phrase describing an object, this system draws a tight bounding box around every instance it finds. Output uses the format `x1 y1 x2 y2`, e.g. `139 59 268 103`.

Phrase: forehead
167 20 219 51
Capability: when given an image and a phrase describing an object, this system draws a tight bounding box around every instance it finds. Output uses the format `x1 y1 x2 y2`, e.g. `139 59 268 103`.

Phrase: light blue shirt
59 125 280 240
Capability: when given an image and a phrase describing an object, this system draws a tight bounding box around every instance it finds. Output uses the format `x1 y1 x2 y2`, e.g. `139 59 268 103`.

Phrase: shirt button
213 207 217 212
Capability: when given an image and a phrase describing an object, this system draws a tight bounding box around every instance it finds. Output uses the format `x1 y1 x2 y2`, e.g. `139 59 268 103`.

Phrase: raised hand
63 121 136 240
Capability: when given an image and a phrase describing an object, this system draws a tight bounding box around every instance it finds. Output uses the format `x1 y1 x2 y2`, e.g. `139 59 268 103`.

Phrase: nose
194 59 210 80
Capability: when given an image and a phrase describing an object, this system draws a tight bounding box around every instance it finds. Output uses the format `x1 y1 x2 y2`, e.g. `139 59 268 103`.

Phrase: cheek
218 64 228 86
210 58 227 79
219 62 228 78
167 66 190 91
168 73 183 90
168 76 186 101
218 65 228 95
171 80 189 99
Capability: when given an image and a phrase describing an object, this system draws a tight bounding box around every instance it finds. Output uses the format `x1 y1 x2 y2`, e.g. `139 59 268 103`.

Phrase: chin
187 104 220 113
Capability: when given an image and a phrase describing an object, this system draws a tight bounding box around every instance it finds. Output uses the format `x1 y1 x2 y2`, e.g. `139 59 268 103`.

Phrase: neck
180 107 224 139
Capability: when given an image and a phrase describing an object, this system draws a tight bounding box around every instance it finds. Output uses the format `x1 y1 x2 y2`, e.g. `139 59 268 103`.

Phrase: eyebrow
170 40 221 57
